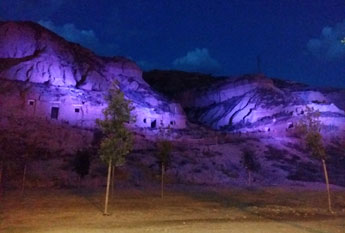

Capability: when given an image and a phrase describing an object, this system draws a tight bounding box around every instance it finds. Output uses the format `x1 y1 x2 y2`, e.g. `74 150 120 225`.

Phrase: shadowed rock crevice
0 49 43 71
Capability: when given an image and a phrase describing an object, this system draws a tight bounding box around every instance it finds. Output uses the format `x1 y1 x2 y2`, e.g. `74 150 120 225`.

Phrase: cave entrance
51 107 59 119
151 119 156 128
28 99 35 106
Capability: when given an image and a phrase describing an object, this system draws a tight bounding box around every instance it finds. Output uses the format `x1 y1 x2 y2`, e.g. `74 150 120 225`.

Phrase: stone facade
0 21 187 130
0 80 186 130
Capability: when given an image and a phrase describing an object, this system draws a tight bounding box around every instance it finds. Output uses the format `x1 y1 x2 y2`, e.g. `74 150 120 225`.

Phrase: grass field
1 185 345 233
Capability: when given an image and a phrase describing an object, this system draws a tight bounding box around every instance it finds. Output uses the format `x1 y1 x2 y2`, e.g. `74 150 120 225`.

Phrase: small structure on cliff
0 21 186 130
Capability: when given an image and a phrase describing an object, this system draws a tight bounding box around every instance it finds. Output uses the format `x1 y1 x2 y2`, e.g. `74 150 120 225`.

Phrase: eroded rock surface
183 74 345 132
0 21 141 89
144 71 345 133
0 21 186 129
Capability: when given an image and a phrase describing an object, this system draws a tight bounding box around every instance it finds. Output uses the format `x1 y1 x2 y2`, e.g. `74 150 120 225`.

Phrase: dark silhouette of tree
0 130 25 195
73 149 91 187
0 132 11 194
242 149 260 186
16 129 49 195
156 139 172 198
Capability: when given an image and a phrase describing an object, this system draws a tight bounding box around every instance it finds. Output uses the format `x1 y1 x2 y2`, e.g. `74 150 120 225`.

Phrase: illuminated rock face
0 21 141 89
2 22 345 188
0 21 186 129
180 74 345 133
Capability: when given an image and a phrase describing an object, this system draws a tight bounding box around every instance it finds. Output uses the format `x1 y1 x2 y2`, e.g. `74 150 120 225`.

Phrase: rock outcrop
0 21 141 89
144 71 345 133
0 21 186 129
183 74 345 132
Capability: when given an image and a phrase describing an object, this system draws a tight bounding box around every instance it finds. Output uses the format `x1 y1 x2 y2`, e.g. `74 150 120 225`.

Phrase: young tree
18 129 50 196
300 107 333 213
73 149 91 188
156 139 172 198
242 149 260 186
0 131 19 194
97 84 134 215
0 133 11 193
21 139 34 195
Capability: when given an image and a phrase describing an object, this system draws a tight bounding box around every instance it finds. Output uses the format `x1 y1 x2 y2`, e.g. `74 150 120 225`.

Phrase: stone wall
0 80 186 130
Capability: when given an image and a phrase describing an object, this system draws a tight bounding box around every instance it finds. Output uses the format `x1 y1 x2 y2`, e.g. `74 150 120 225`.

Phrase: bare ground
1 185 345 233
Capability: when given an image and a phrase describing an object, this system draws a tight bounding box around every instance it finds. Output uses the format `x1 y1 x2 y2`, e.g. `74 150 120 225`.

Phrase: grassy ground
1 186 345 233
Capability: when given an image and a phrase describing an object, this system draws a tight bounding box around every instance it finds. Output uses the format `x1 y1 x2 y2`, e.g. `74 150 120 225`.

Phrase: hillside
0 21 344 189
0 21 187 130
144 71 345 133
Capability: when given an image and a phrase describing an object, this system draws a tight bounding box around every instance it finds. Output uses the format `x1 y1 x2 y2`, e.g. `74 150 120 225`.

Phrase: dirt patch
1 187 345 233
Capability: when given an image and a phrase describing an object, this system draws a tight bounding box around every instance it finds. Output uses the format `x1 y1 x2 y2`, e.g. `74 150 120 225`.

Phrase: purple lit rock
0 21 186 129
0 21 142 89
176 74 345 133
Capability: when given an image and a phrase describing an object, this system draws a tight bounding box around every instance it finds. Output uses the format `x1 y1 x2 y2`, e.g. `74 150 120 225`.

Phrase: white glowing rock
0 21 144 90
0 21 187 130
182 74 345 132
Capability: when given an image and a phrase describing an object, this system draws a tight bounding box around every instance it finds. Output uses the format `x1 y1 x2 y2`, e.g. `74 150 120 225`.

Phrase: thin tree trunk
111 165 115 199
21 162 27 196
248 170 252 186
104 159 112 215
0 161 3 196
161 163 164 199
78 176 81 190
322 159 333 213
0 161 3 188
0 162 5 197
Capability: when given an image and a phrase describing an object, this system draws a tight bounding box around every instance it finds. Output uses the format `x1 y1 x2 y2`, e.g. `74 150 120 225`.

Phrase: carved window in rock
51 107 59 119
28 100 35 106
143 118 147 123
287 122 294 129
74 108 80 113
151 119 156 128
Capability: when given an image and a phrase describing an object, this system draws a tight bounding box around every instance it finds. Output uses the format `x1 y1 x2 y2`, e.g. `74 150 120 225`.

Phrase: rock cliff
144 71 345 134
0 21 141 89
0 21 186 129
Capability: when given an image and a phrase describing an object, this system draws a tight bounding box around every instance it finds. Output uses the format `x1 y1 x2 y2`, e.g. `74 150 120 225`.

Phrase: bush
242 149 260 173
73 149 91 179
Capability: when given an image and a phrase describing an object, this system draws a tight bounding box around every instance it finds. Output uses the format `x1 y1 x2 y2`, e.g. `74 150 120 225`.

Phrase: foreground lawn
1 186 345 233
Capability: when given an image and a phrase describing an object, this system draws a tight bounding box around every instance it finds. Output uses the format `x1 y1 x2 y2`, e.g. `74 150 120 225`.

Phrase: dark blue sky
1 0 345 87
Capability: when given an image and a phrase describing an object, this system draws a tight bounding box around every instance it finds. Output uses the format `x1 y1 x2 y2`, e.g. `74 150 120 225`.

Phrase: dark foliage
242 149 260 172
73 149 91 179
156 140 172 167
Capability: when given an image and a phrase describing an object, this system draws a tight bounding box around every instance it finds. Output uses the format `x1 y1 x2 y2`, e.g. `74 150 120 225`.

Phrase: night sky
1 0 345 87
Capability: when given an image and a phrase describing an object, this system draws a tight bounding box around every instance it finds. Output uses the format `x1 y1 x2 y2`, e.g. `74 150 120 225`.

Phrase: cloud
173 48 221 74
307 20 345 60
38 20 118 56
